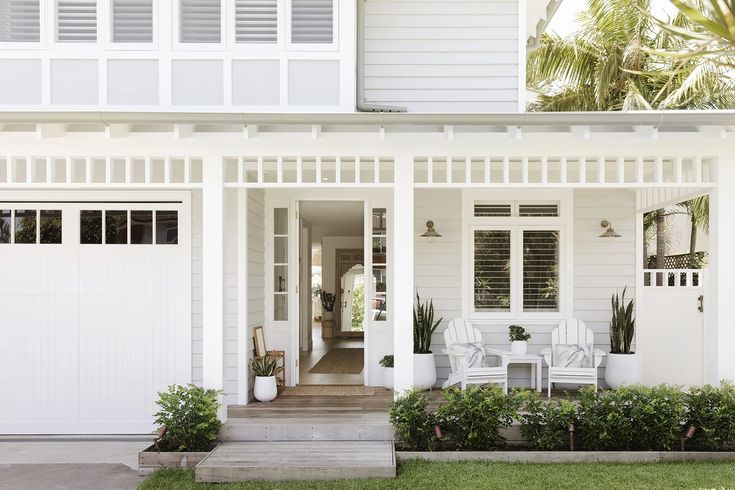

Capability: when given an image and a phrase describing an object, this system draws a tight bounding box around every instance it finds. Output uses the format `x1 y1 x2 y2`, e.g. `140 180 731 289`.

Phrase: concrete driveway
0 440 149 490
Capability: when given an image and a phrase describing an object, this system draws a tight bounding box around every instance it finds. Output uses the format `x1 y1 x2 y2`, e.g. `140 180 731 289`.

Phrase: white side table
501 353 543 392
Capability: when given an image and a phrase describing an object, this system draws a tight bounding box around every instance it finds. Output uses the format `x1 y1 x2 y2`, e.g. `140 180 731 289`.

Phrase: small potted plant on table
253 356 279 402
509 324 531 355
138 384 222 475
413 293 442 390
379 355 394 390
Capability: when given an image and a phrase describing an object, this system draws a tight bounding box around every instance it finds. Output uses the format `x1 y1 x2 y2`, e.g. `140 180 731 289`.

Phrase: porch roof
0 111 734 135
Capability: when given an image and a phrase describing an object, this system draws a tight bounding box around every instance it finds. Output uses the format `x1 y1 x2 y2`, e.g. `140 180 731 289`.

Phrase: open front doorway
298 201 365 385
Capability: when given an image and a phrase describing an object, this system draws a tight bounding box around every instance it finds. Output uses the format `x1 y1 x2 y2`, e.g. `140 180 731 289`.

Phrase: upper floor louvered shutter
0 0 40 42
56 0 97 42
291 0 332 44
179 0 221 43
112 0 153 43
235 0 276 43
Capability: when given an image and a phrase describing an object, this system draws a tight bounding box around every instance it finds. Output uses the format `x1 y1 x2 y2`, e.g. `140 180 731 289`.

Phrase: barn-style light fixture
420 220 442 240
599 219 621 238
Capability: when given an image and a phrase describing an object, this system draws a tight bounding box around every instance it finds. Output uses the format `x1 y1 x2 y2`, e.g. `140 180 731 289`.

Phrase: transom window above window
0 0 40 42
474 201 559 218
0 209 62 244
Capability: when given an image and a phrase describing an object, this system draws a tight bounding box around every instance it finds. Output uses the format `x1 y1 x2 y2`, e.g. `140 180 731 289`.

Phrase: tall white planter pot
254 376 277 402
383 367 394 390
511 341 528 355
604 353 640 388
323 310 334 321
413 353 437 390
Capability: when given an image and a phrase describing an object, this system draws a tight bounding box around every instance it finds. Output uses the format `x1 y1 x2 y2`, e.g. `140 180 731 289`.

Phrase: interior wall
321 236 365 296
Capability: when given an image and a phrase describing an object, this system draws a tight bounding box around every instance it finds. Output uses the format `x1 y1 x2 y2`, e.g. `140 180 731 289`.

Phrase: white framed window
287 0 336 49
56 0 98 43
0 0 40 43
463 190 572 321
177 0 223 46
234 0 277 44
110 0 154 44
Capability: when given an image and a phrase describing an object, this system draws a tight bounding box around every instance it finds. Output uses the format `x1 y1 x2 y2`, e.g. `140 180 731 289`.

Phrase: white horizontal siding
364 0 519 112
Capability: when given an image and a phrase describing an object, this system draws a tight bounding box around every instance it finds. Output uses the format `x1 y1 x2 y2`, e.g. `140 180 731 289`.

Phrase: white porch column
202 155 225 394
711 159 735 384
393 155 414 394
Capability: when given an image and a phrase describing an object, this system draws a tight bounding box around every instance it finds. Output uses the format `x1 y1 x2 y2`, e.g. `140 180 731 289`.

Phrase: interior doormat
308 348 365 374
281 385 376 396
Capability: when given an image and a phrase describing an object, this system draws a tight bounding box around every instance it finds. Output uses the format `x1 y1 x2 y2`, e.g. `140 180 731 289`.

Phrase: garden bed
396 450 735 464
138 443 220 476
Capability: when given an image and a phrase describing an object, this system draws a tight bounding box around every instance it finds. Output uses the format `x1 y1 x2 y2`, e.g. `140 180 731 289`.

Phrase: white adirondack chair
442 318 509 393
541 319 606 397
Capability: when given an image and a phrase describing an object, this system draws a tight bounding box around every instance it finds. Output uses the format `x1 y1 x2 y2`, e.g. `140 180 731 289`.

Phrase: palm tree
527 0 735 111
678 195 709 267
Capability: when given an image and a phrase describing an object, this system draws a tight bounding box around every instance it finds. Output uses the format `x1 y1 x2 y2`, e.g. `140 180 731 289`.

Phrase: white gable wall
364 0 521 112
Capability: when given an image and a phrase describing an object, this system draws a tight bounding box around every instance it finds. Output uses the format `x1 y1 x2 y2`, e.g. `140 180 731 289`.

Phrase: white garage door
0 193 191 434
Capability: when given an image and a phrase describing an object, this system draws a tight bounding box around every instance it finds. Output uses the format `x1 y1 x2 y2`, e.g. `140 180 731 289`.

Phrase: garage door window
0 209 62 244
0 210 10 243
40 210 63 244
81 209 178 245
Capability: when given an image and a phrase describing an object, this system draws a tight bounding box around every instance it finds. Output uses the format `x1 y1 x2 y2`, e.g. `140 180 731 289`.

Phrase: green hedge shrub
686 382 735 450
576 385 687 451
389 390 437 451
519 392 577 450
154 384 223 452
437 386 521 450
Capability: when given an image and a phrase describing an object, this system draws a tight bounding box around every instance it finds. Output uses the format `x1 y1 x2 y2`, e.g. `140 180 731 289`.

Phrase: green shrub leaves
154 384 223 452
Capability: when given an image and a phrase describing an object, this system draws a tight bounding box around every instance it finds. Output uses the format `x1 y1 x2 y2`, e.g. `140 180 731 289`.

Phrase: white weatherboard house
0 0 732 435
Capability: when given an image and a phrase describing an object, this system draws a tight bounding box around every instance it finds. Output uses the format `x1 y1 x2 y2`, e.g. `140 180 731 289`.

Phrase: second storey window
112 0 153 43
291 0 333 44
179 0 221 43
235 0 276 44
0 0 40 42
56 0 97 43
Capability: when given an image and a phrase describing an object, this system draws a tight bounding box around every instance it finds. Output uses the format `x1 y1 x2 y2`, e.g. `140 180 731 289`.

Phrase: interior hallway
299 322 364 385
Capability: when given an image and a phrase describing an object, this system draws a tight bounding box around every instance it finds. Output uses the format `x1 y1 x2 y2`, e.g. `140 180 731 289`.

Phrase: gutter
355 0 406 113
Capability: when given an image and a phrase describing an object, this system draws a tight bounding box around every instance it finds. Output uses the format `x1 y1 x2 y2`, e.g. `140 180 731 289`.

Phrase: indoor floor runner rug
308 348 365 374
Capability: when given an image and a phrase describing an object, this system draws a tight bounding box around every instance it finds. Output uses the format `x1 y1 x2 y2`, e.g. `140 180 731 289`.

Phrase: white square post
202 155 225 398
393 155 414 395
710 159 735 384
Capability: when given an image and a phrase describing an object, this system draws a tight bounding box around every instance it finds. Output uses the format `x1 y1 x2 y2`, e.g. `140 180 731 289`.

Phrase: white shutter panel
235 0 276 43
179 0 221 43
291 0 332 44
522 230 559 312
112 0 153 43
56 0 97 42
0 0 39 42
474 230 511 312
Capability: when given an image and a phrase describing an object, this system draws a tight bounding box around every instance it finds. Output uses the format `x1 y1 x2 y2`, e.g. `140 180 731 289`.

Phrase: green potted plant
413 293 442 390
605 287 640 388
379 355 394 390
319 290 336 321
252 356 279 402
138 384 222 474
509 324 531 355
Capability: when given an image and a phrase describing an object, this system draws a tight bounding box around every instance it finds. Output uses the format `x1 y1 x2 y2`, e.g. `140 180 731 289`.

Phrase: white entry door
637 270 706 387
0 194 191 434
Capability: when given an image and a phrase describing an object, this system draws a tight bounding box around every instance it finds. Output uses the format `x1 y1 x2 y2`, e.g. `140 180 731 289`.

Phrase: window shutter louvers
291 0 332 44
474 230 511 312
112 0 153 43
179 0 221 43
0 0 40 42
235 0 276 43
474 203 512 217
522 230 559 312
56 0 97 42
518 204 559 217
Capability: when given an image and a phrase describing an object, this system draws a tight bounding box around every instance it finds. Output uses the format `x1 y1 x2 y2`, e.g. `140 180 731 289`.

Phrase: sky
546 0 679 36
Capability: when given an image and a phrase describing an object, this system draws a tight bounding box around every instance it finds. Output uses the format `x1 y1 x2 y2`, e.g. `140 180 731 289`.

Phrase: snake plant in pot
605 286 640 388
252 356 279 402
413 293 442 390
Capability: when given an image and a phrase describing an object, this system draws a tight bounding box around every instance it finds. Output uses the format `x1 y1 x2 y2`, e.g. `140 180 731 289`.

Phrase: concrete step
195 441 396 482
220 417 394 442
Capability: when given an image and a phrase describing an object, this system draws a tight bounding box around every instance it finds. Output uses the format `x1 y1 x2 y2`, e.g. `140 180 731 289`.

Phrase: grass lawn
140 460 735 489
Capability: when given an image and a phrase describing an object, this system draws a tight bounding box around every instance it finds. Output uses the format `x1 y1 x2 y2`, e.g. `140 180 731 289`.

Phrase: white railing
0 156 203 188
414 156 715 188
642 269 706 288
223 156 395 187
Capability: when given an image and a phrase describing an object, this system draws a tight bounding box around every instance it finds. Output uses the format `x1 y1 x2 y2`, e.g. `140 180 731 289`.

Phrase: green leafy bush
389 390 437 451
154 384 223 452
576 385 686 451
686 382 735 450
437 386 521 450
379 355 394 368
519 392 578 450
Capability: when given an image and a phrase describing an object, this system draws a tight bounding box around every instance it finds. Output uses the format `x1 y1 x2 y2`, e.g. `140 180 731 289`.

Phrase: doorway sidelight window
273 207 289 321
